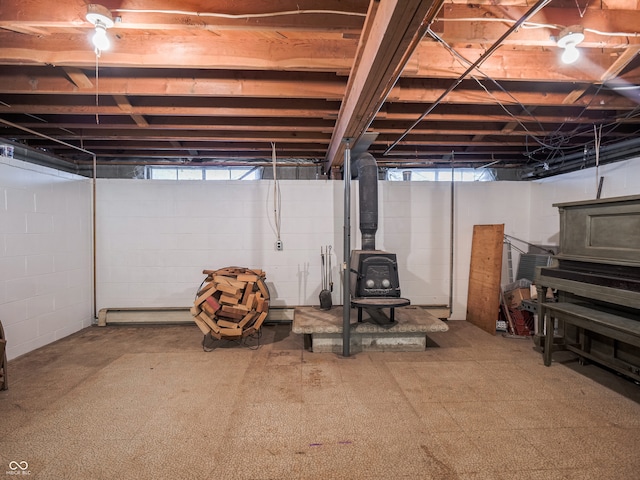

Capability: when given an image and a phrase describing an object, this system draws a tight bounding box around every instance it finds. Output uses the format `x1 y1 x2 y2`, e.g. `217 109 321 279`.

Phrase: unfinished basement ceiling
0 0 639 179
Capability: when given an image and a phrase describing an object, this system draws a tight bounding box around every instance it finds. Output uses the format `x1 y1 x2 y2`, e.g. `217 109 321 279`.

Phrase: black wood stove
349 153 409 323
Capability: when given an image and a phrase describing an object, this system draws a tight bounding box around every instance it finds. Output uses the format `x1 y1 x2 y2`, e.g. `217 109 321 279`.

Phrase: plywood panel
466 224 504 335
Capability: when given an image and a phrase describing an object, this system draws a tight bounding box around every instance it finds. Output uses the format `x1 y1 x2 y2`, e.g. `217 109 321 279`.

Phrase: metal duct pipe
523 137 640 179
343 141 352 357
351 152 378 251
0 137 80 174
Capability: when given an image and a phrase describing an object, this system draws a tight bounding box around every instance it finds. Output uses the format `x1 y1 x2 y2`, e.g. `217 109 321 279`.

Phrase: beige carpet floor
1 320 639 479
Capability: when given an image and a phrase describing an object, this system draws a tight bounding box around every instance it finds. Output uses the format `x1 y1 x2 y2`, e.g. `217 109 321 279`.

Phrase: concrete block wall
376 181 453 307
4 156 638 359
0 157 93 360
377 181 535 319
96 179 535 320
95 179 345 311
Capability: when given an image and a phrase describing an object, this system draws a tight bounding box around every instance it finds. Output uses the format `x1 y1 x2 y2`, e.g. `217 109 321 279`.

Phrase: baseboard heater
97 306 295 326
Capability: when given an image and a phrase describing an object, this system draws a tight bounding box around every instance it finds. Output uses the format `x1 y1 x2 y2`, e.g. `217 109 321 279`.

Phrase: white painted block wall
4 156 638 359
96 179 535 320
96 179 344 310
0 157 93 360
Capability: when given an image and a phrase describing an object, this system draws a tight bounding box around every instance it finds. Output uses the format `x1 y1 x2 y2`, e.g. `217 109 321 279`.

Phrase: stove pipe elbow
351 152 378 251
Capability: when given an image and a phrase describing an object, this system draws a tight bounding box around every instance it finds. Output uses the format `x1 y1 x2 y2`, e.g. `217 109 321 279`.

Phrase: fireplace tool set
319 245 333 310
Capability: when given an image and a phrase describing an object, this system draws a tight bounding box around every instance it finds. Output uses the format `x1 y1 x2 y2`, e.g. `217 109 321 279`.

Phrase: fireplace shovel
319 245 332 310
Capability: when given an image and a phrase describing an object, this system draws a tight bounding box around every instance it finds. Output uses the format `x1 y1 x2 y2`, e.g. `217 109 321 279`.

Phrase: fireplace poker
319 246 332 309
328 245 333 292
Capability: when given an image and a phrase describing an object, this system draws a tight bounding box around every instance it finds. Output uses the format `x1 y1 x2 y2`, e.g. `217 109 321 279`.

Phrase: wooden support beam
0 33 357 73
0 69 347 99
0 103 338 118
113 95 148 127
62 67 94 89
0 67 633 110
324 0 444 170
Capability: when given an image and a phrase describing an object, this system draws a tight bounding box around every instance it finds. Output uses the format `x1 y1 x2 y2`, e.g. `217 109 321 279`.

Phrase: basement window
146 166 262 180
205 166 262 180
385 168 493 182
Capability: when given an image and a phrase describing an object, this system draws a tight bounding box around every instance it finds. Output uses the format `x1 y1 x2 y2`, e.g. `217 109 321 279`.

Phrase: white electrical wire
436 18 559 29
110 6 640 40
435 18 639 39
272 142 282 244
584 27 640 38
112 9 366 19
110 9 640 39
86 5 640 40
95 53 100 125
594 124 602 193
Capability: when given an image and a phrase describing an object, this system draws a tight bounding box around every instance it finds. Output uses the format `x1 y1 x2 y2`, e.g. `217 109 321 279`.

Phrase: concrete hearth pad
293 305 449 353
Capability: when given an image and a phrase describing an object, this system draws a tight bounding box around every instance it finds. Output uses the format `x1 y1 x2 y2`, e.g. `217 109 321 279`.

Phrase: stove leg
357 307 363 322
390 308 395 322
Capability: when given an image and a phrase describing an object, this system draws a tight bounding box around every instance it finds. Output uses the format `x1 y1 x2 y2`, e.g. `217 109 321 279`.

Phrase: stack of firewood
191 267 269 339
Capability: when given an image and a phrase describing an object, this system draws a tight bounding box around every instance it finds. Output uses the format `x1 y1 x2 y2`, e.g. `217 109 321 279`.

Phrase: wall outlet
275 240 283 251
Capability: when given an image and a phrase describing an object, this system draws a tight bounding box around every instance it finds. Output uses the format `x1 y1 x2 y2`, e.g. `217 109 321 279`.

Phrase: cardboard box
505 287 531 308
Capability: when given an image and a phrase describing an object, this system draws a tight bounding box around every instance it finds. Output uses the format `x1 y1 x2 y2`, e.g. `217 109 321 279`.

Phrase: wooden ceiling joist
1 0 639 175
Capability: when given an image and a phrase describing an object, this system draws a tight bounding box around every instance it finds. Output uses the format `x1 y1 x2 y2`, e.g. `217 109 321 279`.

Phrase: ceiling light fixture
557 25 584 65
86 4 114 54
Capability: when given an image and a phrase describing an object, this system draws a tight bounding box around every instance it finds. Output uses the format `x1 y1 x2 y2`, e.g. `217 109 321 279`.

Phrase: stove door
357 254 401 297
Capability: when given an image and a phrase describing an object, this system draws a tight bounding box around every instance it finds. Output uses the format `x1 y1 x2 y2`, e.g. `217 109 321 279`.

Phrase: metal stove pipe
351 152 378 251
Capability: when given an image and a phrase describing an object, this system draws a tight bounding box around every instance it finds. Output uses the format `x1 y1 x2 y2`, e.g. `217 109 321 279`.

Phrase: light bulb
561 44 579 64
92 24 110 52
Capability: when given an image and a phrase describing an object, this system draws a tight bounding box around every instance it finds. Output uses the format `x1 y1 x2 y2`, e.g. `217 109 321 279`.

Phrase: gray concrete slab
292 305 449 352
